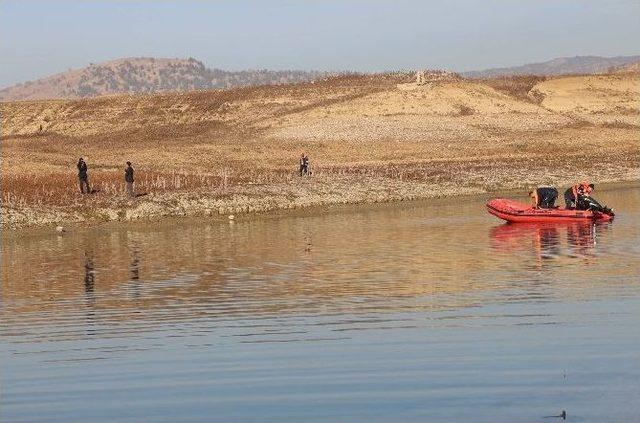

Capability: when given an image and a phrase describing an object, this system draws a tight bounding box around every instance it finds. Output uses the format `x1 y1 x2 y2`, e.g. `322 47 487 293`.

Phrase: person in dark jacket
77 157 90 194
529 185 558 209
125 161 135 197
299 153 309 176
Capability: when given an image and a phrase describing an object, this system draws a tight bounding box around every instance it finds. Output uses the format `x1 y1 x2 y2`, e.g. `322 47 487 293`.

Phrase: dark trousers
79 177 90 194
126 181 135 197
299 165 308 176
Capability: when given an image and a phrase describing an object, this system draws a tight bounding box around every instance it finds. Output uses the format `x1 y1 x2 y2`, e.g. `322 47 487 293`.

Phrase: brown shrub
562 119 595 129
481 75 547 102
601 120 638 129
455 104 475 116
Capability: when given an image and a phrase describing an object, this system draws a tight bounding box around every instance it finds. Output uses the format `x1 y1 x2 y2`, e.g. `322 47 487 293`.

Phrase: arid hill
464 55 640 78
609 61 640 73
1 71 638 228
0 57 328 101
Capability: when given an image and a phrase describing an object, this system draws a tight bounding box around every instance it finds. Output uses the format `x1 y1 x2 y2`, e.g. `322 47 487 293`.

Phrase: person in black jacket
125 161 135 197
529 186 558 209
299 153 309 176
77 157 90 194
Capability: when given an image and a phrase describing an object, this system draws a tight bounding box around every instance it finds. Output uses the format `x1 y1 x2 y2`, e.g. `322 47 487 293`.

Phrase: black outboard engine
577 195 615 217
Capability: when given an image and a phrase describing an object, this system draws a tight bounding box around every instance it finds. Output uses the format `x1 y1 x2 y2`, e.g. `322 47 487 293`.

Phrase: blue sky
1 0 639 87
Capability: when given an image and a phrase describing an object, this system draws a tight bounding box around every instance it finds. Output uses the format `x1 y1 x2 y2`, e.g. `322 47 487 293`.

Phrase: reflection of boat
491 222 556 246
487 198 614 223
490 221 610 261
490 223 561 257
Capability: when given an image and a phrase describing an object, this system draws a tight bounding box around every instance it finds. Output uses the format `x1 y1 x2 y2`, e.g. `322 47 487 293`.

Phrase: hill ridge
0 57 329 101
463 54 640 78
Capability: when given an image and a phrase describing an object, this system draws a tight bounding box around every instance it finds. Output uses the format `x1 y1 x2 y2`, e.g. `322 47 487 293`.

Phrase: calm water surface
2 187 639 422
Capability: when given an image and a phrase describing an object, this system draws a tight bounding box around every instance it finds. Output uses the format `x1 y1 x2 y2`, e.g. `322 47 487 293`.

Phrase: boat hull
487 199 614 223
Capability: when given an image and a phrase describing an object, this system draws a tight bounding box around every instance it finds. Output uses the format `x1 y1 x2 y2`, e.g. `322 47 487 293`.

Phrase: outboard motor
577 195 615 217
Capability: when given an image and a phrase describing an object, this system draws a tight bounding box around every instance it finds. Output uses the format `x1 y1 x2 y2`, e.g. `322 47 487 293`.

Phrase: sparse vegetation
479 75 547 102
1 72 638 229
601 120 638 129
455 104 475 116
0 57 332 101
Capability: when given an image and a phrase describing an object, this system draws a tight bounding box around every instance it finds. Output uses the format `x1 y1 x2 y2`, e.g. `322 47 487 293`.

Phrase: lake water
2 186 639 422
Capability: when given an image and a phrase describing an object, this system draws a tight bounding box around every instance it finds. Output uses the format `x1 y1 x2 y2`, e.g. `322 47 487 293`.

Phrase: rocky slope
0 57 327 101
609 61 640 73
464 55 640 78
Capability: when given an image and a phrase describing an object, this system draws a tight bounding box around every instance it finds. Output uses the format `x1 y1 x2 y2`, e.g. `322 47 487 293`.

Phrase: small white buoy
55 225 65 233
228 215 235 220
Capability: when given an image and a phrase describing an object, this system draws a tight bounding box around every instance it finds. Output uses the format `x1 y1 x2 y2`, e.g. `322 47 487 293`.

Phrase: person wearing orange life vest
564 181 594 209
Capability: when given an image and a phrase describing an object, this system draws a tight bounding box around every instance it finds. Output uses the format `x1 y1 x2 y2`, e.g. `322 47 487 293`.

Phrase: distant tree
76 83 98 97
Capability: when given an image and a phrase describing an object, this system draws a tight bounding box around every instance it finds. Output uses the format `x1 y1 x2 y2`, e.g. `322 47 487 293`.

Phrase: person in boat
529 186 558 209
564 181 592 209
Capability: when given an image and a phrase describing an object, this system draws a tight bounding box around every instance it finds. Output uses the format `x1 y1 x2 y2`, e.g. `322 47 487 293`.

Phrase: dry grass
1 72 638 228
454 104 475 116
479 75 547 102
1 170 237 209
1 160 452 211
601 120 638 129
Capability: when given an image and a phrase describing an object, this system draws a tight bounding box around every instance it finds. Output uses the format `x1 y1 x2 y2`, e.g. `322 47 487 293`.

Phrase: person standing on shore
125 161 135 197
299 153 309 176
77 157 90 194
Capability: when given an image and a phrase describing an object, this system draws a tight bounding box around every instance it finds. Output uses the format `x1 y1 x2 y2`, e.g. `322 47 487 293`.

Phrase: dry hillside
464 55 640 78
1 72 638 228
609 61 640 73
0 57 327 101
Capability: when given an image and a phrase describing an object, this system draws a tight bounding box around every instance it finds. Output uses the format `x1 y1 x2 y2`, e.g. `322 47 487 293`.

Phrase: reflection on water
83 252 95 293
130 248 140 281
83 251 96 336
1 186 639 422
490 221 609 264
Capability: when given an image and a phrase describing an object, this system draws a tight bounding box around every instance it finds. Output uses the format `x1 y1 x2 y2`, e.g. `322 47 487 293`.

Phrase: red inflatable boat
487 198 615 223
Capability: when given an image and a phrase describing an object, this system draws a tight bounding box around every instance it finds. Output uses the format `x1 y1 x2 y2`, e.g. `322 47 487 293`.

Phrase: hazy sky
2 0 639 87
